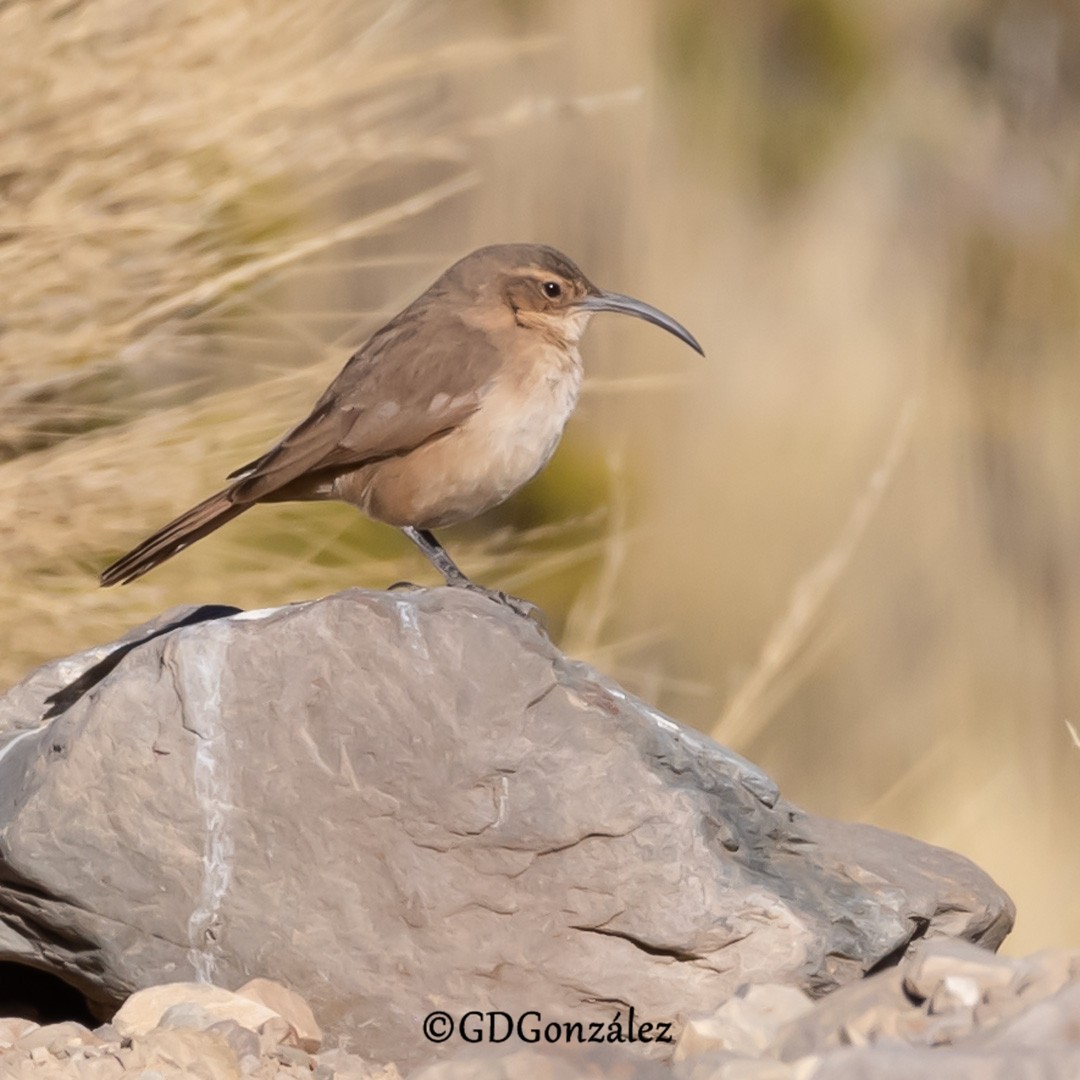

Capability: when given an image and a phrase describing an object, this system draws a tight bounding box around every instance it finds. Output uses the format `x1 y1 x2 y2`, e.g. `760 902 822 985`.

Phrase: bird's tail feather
100 489 246 586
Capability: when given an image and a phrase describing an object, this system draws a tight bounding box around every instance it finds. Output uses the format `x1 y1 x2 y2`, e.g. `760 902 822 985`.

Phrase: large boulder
0 589 1013 1071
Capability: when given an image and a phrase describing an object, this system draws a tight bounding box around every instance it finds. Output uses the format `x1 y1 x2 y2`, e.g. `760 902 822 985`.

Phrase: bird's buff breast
349 346 583 529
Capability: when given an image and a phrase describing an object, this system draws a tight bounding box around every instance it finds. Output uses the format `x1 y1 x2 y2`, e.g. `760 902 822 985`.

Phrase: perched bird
101 244 703 613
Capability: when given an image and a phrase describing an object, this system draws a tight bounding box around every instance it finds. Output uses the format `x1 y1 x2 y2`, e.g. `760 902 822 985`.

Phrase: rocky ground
3 940 1079 1078
0 978 389 1080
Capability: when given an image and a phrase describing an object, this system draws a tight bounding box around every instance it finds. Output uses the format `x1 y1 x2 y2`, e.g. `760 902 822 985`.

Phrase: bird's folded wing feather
227 306 502 503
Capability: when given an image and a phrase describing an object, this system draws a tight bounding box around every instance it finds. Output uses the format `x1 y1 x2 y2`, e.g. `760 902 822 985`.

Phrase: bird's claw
449 580 546 628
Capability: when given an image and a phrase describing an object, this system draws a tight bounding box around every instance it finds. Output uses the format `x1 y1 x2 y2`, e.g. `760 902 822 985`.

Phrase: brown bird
100 244 702 614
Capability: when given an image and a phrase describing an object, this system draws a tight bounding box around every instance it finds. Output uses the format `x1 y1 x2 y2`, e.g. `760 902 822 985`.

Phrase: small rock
113 983 281 1039
316 1046 397 1080
1011 949 1080 1002
206 1019 262 1064
158 1002 221 1032
236 978 322 1053
371 1065 406 1080
274 1044 311 1068
928 974 981 1014
16 1019 103 1054
0 1017 39 1049
922 1010 978 1047
257 1015 294 1054
66 1052 128 1080
773 967 911 1060
977 980 1080 1049
676 984 814 1060
904 939 1016 1003
970 950 1080 1033
129 1027 242 1080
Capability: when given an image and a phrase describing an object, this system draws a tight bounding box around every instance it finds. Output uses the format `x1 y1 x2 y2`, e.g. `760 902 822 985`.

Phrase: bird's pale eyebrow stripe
519 269 568 282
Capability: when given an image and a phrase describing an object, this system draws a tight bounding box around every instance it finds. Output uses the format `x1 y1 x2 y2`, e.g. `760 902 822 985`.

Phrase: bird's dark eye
543 280 562 298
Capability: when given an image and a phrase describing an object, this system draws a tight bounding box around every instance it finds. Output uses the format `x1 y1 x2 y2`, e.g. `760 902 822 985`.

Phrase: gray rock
0 589 1013 1071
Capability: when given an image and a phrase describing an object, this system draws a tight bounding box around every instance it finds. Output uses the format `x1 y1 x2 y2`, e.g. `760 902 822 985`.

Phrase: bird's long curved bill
581 291 704 355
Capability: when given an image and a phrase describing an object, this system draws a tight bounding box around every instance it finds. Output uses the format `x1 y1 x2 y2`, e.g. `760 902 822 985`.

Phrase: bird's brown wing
228 302 502 503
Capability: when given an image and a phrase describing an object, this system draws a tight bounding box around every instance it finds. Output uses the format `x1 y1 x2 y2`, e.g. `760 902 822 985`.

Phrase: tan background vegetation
2 0 1079 954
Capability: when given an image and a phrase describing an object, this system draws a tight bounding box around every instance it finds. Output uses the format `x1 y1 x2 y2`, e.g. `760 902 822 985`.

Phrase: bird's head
445 244 704 355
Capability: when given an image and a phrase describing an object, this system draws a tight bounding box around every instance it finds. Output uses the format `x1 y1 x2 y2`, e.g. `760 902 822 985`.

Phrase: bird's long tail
100 489 247 586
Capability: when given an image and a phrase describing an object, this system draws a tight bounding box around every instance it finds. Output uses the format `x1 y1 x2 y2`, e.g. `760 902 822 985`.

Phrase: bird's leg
400 527 541 622
402 527 471 585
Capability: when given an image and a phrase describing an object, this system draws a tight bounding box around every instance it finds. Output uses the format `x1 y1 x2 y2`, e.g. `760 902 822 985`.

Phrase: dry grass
4 0 1080 959
0 0 606 670
717 394 921 746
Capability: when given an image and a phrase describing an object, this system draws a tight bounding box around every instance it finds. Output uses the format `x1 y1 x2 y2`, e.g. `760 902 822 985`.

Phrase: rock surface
0 589 1013 1070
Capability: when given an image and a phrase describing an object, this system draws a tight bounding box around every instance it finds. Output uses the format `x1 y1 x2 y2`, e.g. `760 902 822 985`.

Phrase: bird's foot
388 577 544 628
447 579 545 626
